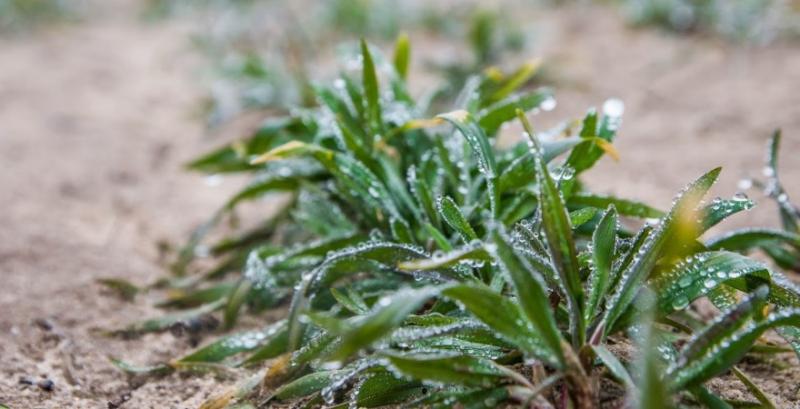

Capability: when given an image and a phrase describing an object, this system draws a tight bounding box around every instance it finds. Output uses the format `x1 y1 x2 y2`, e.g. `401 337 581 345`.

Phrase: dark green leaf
488 226 565 366
585 206 618 321
437 195 478 243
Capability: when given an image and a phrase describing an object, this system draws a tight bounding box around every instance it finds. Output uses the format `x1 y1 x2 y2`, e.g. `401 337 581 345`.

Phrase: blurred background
1 0 799 406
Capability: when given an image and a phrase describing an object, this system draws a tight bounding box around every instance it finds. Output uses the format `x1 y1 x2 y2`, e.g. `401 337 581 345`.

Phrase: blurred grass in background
622 0 800 43
4 0 797 124
0 0 86 32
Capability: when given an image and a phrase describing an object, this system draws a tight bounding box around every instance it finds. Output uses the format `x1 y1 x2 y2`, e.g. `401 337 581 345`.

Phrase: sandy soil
0 2 798 408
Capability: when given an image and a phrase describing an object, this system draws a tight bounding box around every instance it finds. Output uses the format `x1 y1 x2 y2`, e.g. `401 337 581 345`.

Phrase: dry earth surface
1 1 799 408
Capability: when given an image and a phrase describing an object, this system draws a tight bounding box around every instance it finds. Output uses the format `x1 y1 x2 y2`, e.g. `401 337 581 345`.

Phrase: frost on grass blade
478 88 553 135
585 206 618 322
442 284 560 366
438 109 499 218
706 228 800 252
177 320 287 365
382 352 508 388
488 226 565 366
651 251 770 315
518 109 584 345
437 195 478 243
569 193 663 219
698 195 755 232
326 286 440 362
602 168 721 336
668 297 800 389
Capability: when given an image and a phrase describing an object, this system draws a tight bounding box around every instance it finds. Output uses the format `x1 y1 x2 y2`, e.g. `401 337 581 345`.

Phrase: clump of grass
0 0 84 32
157 0 527 127
114 37 800 408
622 0 800 43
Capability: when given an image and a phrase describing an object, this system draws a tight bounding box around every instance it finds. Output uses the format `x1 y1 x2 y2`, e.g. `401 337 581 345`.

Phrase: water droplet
205 174 223 187
737 178 753 190
602 98 625 117
672 296 690 310
732 192 749 202
541 96 557 112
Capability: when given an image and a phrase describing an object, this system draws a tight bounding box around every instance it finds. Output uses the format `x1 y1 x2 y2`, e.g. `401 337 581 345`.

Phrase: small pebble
33 318 54 331
107 392 131 408
37 379 54 392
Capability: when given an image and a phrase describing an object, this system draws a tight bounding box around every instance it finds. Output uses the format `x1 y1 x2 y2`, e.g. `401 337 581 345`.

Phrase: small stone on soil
37 379 55 392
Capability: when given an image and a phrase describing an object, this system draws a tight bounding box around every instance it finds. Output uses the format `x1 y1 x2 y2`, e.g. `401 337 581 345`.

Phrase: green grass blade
731 366 777 409
518 110 584 346
478 88 553 135
569 193 664 219
360 39 383 136
393 33 410 81
438 110 499 218
178 320 287 364
488 226 565 367
699 196 755 232
437 195 479 243
327 287 440 362
569 207 599 228
442 284 559 366
382 352 507 388
397 244 489 271
706 228 800 252
273 370 340 401
602 168 721 336
651 251 770 315
354 370 422 407
585 206 618 322
592 344 634 389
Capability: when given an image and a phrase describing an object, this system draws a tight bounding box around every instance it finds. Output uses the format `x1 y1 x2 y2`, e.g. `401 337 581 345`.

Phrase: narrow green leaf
585 206 618 321
383 352 507 388
569 207 599 228
360 39 383 135
488 227 565 366
731 366 777 409
437 195 478 243
157 283 235 308
699 197 755 232
603 168 721 336
592 344 634 389
438 110 499 218
706 228 800 252
327 287 440 362
393 33 410 81
97 278 141 301
651 251 770 315
689 386 734 409
330 287 369 315
569 193 664 219
442 284 558 365
178 320 287 364
764 130 799 233
273 370 340 400
355 370 422 407
666 289 800 390
518 110 584 345
398 244 489 271
478 89 553 135
119 298 225 335
224 280 252 330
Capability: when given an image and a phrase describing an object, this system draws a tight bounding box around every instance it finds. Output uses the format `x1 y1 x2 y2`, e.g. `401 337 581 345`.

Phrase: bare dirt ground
0 2 798 408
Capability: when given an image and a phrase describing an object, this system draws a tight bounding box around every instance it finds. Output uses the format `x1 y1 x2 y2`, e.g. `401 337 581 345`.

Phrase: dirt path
0 2 798 409
0 3 239 408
